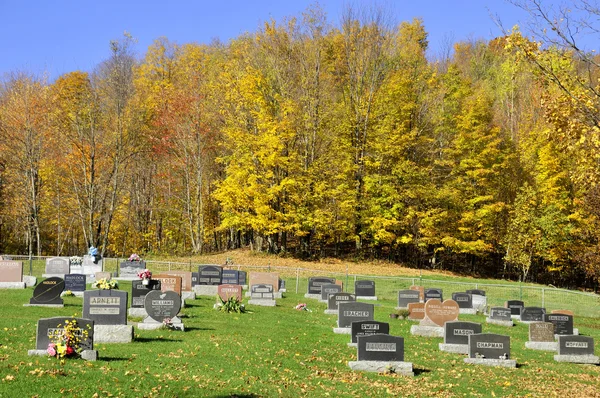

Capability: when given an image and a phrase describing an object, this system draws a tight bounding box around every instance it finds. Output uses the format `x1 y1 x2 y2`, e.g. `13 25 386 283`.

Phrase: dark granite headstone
191 272 199 287
131 279 161 308
397 290 420 307
251 284 274 299
238 271 247 285
327 293 356 310
444 321 482 345
452 292 473 309
351 320 389 344
466 289 486 296
557 335 595 356
424 288 443 302
64 274 86 292
30 277 65 305
45 257 70 274
505 300 524 316
221 270 240 285
544 313 574 335
307 277 336 294
357 334 404 362
144 290 181 322
338 302 374 328
279 279 286 290
520 307 546 322
321 283 342 300
83 290 128 325
355 280 375 296
468 333 511 359
489 307 512 321
198 265 222 285
119 261 146 278
35 317 94 350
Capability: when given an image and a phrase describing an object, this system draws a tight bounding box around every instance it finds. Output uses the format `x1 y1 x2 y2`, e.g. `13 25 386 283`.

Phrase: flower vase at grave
142 278 150 286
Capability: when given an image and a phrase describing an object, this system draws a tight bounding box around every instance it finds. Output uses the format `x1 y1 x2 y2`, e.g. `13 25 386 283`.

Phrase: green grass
1 280 599 397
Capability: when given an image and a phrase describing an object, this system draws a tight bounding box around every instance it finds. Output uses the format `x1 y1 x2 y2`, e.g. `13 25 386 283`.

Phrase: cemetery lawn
1 282 599 397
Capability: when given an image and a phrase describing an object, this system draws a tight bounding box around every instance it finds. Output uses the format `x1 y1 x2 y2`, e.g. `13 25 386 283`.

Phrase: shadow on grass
184 326 215 332
134 337 184 343
99 356 129 362
213 394 259 398
413 367 431 376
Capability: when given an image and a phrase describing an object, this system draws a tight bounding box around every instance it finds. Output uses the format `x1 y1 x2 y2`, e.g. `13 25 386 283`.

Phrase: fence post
296 268 299 294
168 262 171 271
519 279 523 300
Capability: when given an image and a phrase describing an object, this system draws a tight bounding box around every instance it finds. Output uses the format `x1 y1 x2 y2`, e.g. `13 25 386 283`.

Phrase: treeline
1 4 599 288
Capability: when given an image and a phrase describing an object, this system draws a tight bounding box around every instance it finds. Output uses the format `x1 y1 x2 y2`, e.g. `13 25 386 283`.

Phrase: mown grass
1 279 599 397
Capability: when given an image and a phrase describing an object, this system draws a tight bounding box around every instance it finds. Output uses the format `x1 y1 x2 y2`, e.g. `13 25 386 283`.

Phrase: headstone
338 302 374 328
95 272 111 281
410 285 424 301
191 272 199 287
0 260 23 282
466 289 486 296
357 334 404 362
407 302 425 320
34 317 94 350
321 283 342 301
355 280 375 297
554 336 599 364
505 300 524 316
307 277 336 295
489 307 512 321
144 290 182 322
131 279 161 308
551 309 574 316
164 271 193 291
45 257 70 275
198 265 222 285
221 269 241 285
119 261 145 278
397 290 420 308
153 275 182 295
279 279 286 291
249 272 280 292
529 322 555 342
218 284 243 302
422 299 459 327
83 290 128 325
82 255 102 276
238 271 247 285
544 313 574 335
452 292 472 309
29 277 64 305
520 307 546 322
64 274 86 292
468 333 510 359
444 321 482 345
250 284 274 299
351 320 390 344
327 293 356 311
424 288 443 302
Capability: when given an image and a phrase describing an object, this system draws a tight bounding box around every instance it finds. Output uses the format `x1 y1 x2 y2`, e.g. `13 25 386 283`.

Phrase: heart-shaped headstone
144 290 181 322
422 299 459 327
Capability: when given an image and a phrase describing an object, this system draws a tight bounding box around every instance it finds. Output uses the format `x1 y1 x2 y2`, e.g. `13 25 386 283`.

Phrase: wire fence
6 255 600 318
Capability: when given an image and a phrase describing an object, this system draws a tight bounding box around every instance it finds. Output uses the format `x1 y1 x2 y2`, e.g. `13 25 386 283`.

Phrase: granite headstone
30 277 64 305
83 290 128 325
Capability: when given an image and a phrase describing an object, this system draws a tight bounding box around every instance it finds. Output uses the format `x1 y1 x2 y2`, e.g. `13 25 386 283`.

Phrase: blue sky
0 0 566 80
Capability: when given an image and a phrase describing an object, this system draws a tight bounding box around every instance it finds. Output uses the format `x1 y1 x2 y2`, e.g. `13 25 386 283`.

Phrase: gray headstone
30 277 64 305
468 333 511 359
520 307 546 322
222 269 240 285
355 280 375 296
338 302 374 328
307 277 336 294
238 271 247 285
36 317 94 350
83 290 128 325
119 261 146 278
466 289 486 296
357 334 404 362
328 293 356 310
444 321 482 345
144 290 182 322
397 290 420 307
198 265 222 285
529 322 555 342
251 284 274 299
424 288 443 302
191 272 199 287
351 320 389 344
557 335 595 356
544 313 573 335
489 307 512 321
45 257 70 274
131 279 162 308
64 274 86 292
321 283 342 300
452 293 472 309
505 300 524 316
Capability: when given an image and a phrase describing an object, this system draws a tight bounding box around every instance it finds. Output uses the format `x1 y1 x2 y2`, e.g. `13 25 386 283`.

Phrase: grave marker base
94 325 134 343
23 303 64 308
439 343 469 354
193 285 218 296
525 341 557 351
554 354 599 364
245 291 282 299
128 308 147 317
464 358 517 368
137 316 184 331
348 361 414 376
459 308 477 315
555 329 579 338
486 318 514 327
324 309 337 315
333 327 351 334
0 282 26 289
42 273 67 279
304 293 321 300
356 296 377 301
247 299 276 307
61 291 84 297
28 349 98 361
23 276 37 287
410 325 444 337
182 291 196 301
347 343 357 348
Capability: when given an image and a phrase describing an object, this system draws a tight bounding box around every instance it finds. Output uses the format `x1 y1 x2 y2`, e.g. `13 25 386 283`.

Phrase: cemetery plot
28 277 65 306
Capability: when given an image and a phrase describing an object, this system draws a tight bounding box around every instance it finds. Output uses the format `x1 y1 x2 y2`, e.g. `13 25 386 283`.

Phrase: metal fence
7 255 600 318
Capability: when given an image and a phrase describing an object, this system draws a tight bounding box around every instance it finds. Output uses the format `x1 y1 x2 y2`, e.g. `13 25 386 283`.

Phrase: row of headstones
306 277 376 298
397 287 487 311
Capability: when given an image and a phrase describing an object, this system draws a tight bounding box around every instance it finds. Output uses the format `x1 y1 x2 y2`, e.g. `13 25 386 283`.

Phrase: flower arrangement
138 269 152 280
128 253 141 262
63 290 74 297
69 256 83 265
92 278 118 290
47 319 89 359
295 303 311 312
